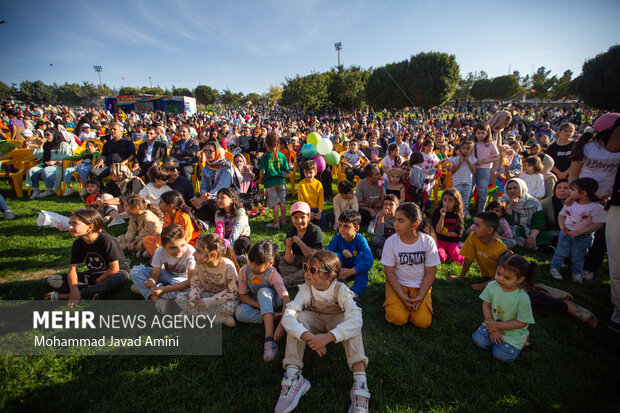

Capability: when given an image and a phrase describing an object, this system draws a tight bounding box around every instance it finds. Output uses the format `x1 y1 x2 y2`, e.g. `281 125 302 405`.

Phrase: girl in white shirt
518 156 545 199
381 202 440 328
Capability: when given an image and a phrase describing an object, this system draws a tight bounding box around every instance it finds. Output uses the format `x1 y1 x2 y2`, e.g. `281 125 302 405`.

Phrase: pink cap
592 113 620 133
290 201 311 216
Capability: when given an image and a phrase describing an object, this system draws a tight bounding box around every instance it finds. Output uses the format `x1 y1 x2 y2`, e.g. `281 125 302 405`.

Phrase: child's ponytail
498 251 538 291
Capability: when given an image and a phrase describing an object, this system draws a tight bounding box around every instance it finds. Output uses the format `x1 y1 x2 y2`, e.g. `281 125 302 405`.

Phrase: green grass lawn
0 180 619 412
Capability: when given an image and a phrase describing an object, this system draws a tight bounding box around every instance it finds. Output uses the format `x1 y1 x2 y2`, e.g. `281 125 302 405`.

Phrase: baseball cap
290 202 311 216
592 113 620 133
20 129 33 138
83 123 91 128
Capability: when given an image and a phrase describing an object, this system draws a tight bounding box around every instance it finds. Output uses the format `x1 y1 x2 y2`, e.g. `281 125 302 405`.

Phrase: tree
406 51 460 109
280 73 331 111
118 87 140 96
575 45 620 111
16 81 56 104
550 70 573 100
193 85 218 105
328 66 369 111
469 78 492 101
244 92 262 104
365 60 410 109
529 66 557 100
454 71 488 99
55 83 84 106
0 81 13 101
268 84 282 103
140 86 167 95
489 75 519 101
172 87 193 97
219 88 243 106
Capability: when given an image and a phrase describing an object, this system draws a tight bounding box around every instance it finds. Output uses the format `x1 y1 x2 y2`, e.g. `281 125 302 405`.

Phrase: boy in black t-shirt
45 209 129 304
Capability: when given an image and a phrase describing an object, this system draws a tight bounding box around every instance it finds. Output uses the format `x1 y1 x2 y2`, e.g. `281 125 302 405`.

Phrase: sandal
534 283 573 301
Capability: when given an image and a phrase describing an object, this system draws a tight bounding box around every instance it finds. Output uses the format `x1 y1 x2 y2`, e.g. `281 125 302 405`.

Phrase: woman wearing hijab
500 177 554 250
97 163 145 227
541 154 558 199
540 179 570 240
26 129 73 199
191 141 240 225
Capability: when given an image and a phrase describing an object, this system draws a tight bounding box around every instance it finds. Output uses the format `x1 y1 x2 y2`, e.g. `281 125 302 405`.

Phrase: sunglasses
303 263 329 275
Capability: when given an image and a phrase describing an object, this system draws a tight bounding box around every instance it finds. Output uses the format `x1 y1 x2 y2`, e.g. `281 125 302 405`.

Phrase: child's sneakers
274 371 310 413
3 210 15 220
572 273 583 283
349 383 371 413
263 338 278 362
550 268 563 280
108 218 126 227
154 298 173 314
583 270 595 281
63 187 75 197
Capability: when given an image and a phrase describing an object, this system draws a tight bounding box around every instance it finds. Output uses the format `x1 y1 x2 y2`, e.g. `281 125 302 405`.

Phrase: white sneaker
349 383 371 413
108 218 126 227
221 315 236 327
583 271 595 281
29 189 41 200
38 189 56 198
274 371 311 413
572 273 583 283
550 268 563 280
263 340 278 362
3 210 15 220
63 187 75 197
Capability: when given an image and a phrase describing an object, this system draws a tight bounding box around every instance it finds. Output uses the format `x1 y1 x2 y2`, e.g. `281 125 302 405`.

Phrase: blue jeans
453 183 473 212
472 168 491 213
64 163 92 184
235 286 283 323
130 265 188 300
0 194 8 212
550 232 594 275
311 208 327 227
472 323 520 362
31 166 56 190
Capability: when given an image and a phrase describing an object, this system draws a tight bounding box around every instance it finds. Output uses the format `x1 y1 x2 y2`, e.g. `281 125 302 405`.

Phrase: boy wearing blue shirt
327 210 374 305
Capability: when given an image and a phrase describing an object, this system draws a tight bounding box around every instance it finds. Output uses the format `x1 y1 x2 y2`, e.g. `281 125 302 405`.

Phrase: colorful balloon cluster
301 132 340 172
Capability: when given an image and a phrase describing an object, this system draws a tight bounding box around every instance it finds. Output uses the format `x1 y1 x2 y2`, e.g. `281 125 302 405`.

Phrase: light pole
93 65 103 89
334 42 342 68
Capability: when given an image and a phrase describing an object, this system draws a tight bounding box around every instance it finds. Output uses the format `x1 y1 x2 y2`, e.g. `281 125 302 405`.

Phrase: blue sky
1 0 618 94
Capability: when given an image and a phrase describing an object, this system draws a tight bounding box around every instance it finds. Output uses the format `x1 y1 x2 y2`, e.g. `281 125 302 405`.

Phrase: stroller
241 182 265 218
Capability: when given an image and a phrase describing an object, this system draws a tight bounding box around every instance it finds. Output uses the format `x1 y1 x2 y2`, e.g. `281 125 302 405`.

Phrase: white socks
353 371 367 389
286 365 299 378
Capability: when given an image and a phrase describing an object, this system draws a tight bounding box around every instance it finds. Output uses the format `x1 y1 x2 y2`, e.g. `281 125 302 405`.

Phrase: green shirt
258 151 289 188
480 281 534 350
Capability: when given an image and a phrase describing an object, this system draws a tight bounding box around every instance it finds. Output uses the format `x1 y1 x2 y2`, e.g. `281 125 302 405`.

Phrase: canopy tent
105 95 197 116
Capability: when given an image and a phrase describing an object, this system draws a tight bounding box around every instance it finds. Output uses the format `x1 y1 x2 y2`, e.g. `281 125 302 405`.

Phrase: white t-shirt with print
559 201 606 232
449 155 477 185
151 244 196 277
579 142 620 198
381 232 440 288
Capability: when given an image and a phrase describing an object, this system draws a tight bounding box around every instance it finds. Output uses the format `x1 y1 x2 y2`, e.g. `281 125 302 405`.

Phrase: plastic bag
35 210 71 231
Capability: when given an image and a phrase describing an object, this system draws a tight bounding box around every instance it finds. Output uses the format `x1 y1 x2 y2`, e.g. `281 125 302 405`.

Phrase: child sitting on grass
175 233 240 327
130 224 194 314
381 202 440 328
329 179 359 230
235 240 290 362
326 210 374 305
472 251 535 363
298 159 325 226
117 195 163 258
449 211 507 291
45 209 129 304
371 194 398 256
275 250 369 413
279 202 324 287
83 179 101 210
138 166 171 205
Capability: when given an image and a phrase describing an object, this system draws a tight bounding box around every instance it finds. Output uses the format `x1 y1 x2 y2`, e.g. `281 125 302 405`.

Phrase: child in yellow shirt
298 159 325 226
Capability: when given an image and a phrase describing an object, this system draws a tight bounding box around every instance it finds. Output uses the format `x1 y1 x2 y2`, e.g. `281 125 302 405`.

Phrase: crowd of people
1 102 619 413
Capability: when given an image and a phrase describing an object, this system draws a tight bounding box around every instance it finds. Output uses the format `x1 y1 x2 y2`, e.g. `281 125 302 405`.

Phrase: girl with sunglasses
275 250 370 413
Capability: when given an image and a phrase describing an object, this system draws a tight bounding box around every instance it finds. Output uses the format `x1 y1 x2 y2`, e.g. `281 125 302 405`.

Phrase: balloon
306 132 321 146
313 154 326 173
301 143 318 159
324 151 340 166
317 138 333 155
